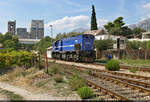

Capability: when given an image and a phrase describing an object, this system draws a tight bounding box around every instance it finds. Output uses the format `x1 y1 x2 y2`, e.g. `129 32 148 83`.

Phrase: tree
113 17 125 27
91 5 98 30
34 36 54 54
132 27 146 39
3 40 15 48
4 32 13 40
146 41 150 50
121 26 133 37
104 17 132 37
94 40 114 51
0 33 4 43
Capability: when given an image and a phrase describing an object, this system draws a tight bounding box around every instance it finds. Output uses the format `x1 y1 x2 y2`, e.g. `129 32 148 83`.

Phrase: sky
0 0 150 37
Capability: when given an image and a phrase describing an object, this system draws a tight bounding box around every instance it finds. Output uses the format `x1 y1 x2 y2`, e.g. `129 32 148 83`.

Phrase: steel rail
54 62 150 100
63 68 129 100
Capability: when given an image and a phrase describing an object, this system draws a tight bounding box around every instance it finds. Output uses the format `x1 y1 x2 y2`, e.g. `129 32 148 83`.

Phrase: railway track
45 59 150 88
63 63 150 89
60 64 150 100
93 62 150 72
43 58 150 100
45 57 150 72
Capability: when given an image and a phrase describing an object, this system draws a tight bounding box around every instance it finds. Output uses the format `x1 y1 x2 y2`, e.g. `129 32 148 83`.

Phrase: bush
77 87 94 99
105 59 120 71
54 74 63 83
48 65 60 76
129 68 136 73
0 50 36 69
68 74 86 91
94 40 114 51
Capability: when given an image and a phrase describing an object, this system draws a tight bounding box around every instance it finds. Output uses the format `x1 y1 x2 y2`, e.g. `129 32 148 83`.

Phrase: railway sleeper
131 93 149 98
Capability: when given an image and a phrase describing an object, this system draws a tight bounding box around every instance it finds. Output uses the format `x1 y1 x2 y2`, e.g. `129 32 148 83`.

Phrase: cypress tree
91 5 98 30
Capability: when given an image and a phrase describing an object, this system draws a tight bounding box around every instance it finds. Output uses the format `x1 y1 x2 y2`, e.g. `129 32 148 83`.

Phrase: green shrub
0 50 35 69
77 87 94 99
105 59 120 71
129 68 136 73
87 70 92 75
48 65 60 76
94 40 114 51
54 74 63 83
68 74 86 91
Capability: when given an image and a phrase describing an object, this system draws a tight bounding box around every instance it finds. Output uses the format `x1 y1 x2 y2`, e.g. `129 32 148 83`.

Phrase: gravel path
0 82 80 100
0 93 8 100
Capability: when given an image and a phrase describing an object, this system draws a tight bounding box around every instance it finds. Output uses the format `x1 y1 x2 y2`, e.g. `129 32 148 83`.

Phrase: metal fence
96 50 150 60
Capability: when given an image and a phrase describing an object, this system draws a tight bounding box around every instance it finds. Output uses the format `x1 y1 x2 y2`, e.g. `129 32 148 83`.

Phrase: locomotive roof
53 34 94 43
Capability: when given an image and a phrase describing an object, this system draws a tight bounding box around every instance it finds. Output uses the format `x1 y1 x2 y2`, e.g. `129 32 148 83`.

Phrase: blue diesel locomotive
52 34 96 62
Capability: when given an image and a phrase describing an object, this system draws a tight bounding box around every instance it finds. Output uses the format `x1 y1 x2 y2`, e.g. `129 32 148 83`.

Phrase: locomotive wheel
74 54 78 62
66 54 70 61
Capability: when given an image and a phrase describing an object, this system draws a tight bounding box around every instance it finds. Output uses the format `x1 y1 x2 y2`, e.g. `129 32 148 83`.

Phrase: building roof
84 29 107 36
47 46 52 50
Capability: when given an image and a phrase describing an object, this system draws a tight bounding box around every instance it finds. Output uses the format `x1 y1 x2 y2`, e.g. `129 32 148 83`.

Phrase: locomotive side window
74 43 81 51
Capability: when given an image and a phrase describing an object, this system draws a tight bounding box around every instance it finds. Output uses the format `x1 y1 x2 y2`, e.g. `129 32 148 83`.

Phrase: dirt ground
0 93 8 100
0 68 81 100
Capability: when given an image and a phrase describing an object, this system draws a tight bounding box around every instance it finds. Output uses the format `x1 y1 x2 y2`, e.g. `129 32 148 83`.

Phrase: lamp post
49 25 53 39
36 22 39 39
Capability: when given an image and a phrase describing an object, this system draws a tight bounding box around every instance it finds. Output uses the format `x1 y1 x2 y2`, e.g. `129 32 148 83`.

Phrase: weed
68 74 86 91
77 87 94 99
0 88 23 100
54 74 63 83
129 68 136 73
48 65 60 76
105 59 120 71
87 70 92 75
35 80 48 87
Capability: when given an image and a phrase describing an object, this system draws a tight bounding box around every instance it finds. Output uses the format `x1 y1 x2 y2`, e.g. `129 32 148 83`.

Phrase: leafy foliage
146 41 150 50
0 32 21 50
94 39 114 51
105 59 120 71
34 36 54 54
104 17 132 37
77 87 94 99
126 40 150 50
0 49 36 69
91 5 98 30
132 27 146 39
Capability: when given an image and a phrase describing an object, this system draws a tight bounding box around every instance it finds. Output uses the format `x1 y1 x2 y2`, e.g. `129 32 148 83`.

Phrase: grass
119 59 150 67
0 88 23 100
35 80 49 88
0 67 40 82
129 68 137 73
